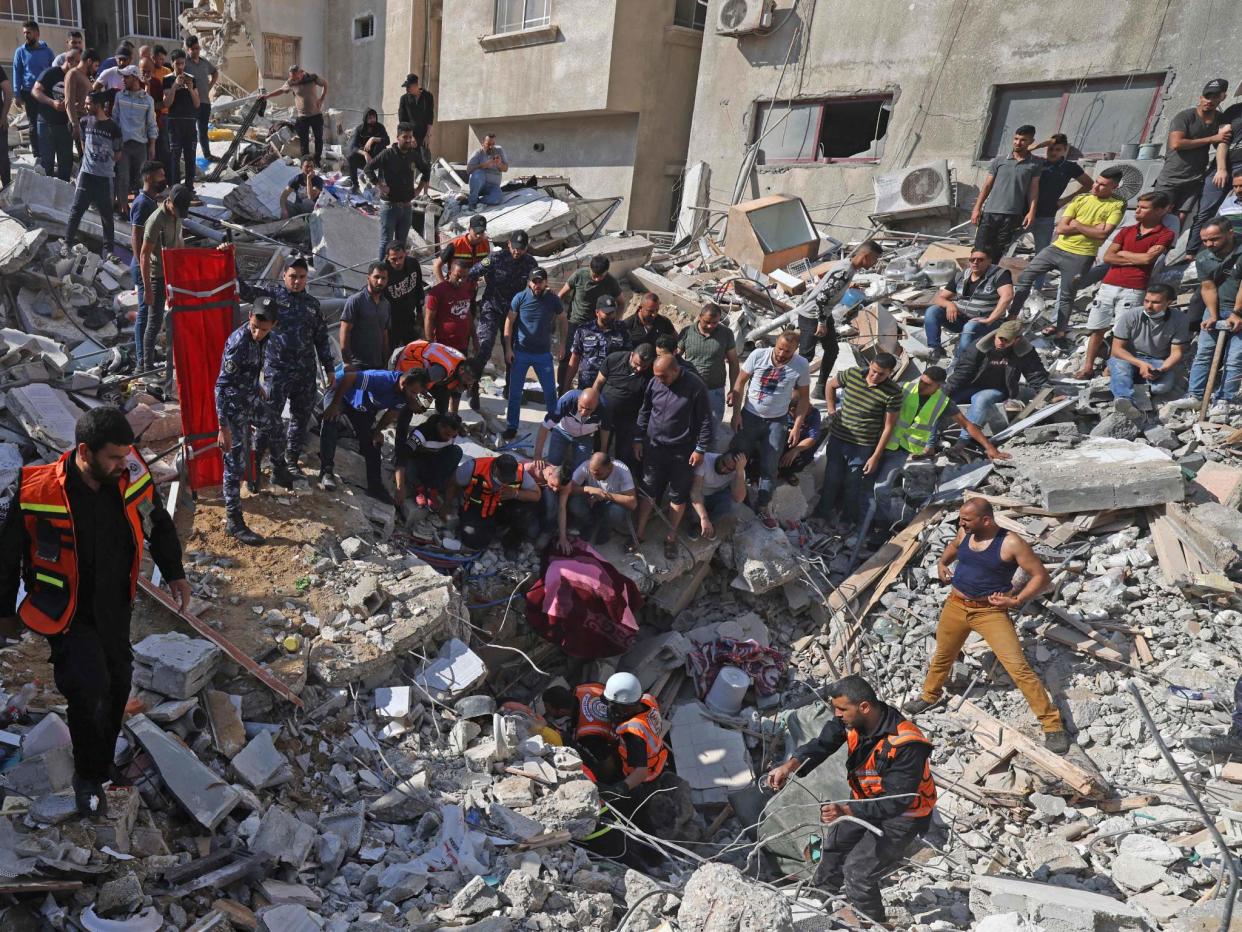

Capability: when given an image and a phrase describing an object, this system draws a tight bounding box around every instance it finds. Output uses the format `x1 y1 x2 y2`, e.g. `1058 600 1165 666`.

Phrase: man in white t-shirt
689 449 748 540
730 330 810 528
556 452 637 551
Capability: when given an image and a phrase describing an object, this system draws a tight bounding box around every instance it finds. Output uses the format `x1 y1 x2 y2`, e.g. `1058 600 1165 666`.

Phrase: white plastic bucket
705 666 751 714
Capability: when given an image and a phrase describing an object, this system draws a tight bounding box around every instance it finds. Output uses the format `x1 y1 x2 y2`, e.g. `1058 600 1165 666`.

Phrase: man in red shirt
1075 191 1174 379
424 257 476 412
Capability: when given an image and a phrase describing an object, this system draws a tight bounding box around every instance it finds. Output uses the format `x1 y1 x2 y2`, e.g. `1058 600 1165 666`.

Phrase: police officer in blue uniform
470 230 539 382
214 297 292 545
238 256 336 479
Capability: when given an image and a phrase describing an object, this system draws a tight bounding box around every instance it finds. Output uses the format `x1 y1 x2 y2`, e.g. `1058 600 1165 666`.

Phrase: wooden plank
950 699 1111 799
960 742 1017 785
1043 604 1129 659
963 491 1054 516
1223 762 1242 785
1099 794 1159 813
1133 634 1154 666
139 576 304 709
1036 621 1128 664
0 880 83 894
1149 513 1191 585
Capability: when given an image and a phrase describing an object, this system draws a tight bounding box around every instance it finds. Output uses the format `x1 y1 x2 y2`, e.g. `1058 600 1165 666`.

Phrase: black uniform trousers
816 813 928 919
798 314 839 389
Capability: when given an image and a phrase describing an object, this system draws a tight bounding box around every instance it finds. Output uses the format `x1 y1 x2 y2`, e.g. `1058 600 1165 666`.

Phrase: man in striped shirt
816 353 902 526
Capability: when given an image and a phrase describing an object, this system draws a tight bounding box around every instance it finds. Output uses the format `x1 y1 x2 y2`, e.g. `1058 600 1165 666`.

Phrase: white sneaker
1166 396 1200 411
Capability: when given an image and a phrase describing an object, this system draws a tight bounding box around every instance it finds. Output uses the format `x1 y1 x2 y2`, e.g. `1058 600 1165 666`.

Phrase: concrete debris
676 862 795 931
969 875 1147 932
132 632 222 699
126 714 240 830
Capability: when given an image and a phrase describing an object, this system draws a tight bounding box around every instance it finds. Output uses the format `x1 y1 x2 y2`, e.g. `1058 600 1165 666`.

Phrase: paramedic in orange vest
455 453 542 551
390 338 483 415
766 675 936 924
572 673 669 801
0 407 190 820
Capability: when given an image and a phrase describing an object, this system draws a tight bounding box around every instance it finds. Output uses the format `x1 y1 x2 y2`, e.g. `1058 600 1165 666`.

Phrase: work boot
318 471 338 492
1184 731 1242 760
272 461 296 491
902 697 937 716
73 776 108 820
226 514 264 546
1044 730 1071 754
810 381 826 401
501 427 517 442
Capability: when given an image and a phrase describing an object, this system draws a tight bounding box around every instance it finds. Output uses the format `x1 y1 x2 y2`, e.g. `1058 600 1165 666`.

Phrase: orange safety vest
574 682 613 744
448 233 490 267
16 447 154 636
845 719 937 818
615 694 668 782
392 340 467 390
463 457 524 519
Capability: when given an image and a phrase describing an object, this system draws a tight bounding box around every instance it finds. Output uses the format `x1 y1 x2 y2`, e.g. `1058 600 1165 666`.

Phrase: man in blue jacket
12 20 53 163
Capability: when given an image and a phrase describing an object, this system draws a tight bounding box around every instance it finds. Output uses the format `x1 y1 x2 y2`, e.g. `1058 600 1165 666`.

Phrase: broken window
117 0 192 39
493 0 551 34
262 33 301 80
982 74 1166 159
753 95 892 163
2 0 78 27
674 0 707 30
353 13 375 41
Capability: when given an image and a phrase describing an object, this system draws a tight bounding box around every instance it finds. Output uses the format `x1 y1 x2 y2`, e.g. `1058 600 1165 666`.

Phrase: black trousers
973 212 1023 262
21 90 39 159
48 617 133 784
816 814 927 919
319 407 382 491
797 314 839 387
296 113 324 164
197 102 213 162
167 117 198 186
0 126 10 186
459 499 540 550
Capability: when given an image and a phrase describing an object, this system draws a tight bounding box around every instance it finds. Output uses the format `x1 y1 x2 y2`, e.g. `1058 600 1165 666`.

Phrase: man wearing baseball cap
434 213 490 282
471 229 540 392
503 266 565 439
564 293 632 392
1156 78 1232 236
944 320 1051 427
113 64 158 215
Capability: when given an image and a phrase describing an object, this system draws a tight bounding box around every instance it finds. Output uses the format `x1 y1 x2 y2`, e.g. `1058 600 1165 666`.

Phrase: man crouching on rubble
767 675 936 926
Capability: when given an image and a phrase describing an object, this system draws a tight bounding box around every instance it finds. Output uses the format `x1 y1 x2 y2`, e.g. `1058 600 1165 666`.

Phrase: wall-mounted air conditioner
872 160 955 219
716 0 775 37
1090 159 1167 208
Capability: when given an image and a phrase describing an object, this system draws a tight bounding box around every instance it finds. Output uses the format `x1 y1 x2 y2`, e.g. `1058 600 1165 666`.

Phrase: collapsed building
0 36 1241 932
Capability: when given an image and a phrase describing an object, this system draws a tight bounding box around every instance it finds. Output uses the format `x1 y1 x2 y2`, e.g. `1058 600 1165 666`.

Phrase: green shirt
565 267 621 326
677 322 736 389
143 206 182 281
831 365 902 447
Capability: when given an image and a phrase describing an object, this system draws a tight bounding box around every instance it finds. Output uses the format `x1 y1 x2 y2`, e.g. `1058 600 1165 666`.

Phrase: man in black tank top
902 499 1070 753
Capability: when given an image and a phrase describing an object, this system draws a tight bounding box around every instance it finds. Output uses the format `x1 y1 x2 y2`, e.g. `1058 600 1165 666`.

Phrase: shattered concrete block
204 690 246 759
96 872 144 918
1009 438 1184 514
141 402 182 442
256 903 325 932
252 806 316 868
5 383 81 454
529 779 599 839
500 868 551 912
969 874 1146 932
619 631 692 691
0 743 74 796
319 803 365 853
223 159 301 222
450 875 501 918
1109 853 1165 892
1170 501 1242 571
259 879 323 909
344 574 387 617
230 730 289 789
310 197 382 292
0 207 48 273
127 714 240 831
132 632 222 699
538 232 655 284
728 512 801 594
491 775 535 808
676 862 794 932
29 791 78 825
669 703 753 800
1189 460 1242 508
1023 835 1087 873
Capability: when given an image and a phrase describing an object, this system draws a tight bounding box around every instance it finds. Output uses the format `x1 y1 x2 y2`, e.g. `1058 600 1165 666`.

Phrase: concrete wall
437 0 702 230
687 0 1242 239
323 0 390 119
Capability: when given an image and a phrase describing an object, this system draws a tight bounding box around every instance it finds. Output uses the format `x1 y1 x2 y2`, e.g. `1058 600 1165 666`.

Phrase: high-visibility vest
845 718 937 818
615 695 668 782
448 233 490 267
463 457 524 519
392 340 466 390
886 382 951 453
573 683 613 744
16 447 154 636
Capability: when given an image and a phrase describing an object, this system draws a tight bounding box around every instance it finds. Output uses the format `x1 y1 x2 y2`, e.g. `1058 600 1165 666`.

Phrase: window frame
0 0 80 28
673 0 706 30
115 0 193 41
979 74 1167 161
261 32 301 81
752 93 894 165
352 12 375 42
493 0 551 35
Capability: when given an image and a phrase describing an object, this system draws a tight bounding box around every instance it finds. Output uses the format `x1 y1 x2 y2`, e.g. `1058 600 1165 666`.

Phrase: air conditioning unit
1091 159 1166 207
716 0 774 36
872 160 955 219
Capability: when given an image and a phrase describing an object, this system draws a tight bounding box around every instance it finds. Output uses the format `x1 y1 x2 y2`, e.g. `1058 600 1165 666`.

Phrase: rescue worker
0 406 190 819
469 229 539 380
390 339 482 415
319 366 431 501
766 675 936 925
433 213 490 282
238 256 336 478
214 297 293 545
572 672 669 806
455 452 542 551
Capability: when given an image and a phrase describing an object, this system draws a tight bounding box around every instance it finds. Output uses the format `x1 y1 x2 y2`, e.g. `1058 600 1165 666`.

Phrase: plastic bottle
0 682 37 727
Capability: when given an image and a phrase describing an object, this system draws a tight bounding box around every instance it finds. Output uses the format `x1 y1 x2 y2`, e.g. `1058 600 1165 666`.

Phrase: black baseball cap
251 296 278 321
510 230 530 248
924 365 947 383
595 294 619 313
529 268 547 281
469 214 487 232
1204 78 1229 97
168 183 193 218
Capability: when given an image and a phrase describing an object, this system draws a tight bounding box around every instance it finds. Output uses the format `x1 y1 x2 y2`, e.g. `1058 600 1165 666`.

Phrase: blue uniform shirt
239 280 333 377
571 322 631 388
345 370 409 414
471 246 540 317
215 324 271 421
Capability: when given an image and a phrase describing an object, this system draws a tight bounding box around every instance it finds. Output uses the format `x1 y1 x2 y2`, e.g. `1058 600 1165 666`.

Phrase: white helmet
603 672 642 704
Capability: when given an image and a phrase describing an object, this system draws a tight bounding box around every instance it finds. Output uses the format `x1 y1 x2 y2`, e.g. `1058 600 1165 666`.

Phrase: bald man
634 354 713 560
531 386 607 472
904 499 1069 753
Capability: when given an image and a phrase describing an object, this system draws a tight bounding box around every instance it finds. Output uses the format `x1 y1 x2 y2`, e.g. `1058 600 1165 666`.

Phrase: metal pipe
1125 679 1238 932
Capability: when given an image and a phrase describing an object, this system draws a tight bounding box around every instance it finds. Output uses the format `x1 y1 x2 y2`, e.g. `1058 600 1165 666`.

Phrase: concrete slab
629 266 708 318
537 233 656 286
231 730 289 789
0 207 47 273
675 161 710 242
969 875 1146 932
252 805 316 868
132 632 222 699
1009 438 1184 514
5 382 82 454
441 186 573 240
127 714 240 830
669 702 753 803
223 160 302 222
310 197 380 292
